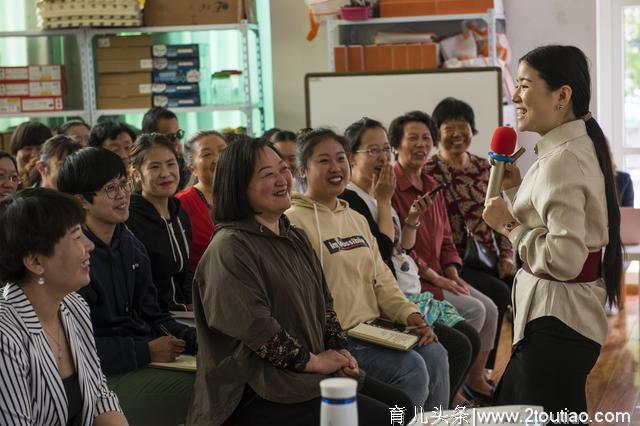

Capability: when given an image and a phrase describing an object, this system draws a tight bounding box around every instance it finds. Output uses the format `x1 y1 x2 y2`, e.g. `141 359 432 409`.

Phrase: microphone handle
485 161 505 206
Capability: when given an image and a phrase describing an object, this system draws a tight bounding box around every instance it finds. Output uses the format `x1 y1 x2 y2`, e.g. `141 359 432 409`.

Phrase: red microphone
485 126 518 205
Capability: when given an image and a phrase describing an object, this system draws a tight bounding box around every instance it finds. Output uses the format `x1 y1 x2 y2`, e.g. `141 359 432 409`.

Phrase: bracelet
404 220 421 229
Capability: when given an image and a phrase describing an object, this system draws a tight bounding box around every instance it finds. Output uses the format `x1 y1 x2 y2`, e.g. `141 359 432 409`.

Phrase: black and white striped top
0 284 121 425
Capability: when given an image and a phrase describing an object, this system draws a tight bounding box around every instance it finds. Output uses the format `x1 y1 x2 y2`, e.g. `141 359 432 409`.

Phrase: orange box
380 0 437 17
437 0 496 14
392 44 409 70
347 45 365 72
378 44 393 71
407 44 422 70
364 45 381 72
421 43 438 69
334 46 348 72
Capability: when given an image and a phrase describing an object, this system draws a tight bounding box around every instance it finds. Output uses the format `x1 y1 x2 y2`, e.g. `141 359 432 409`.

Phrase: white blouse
505 119 609 346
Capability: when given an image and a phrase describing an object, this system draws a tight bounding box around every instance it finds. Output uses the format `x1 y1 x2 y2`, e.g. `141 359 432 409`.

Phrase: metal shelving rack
325 10 506 71
0 21 265 135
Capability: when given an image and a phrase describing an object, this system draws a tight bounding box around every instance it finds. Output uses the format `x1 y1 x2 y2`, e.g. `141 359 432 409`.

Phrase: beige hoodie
286 193 418 330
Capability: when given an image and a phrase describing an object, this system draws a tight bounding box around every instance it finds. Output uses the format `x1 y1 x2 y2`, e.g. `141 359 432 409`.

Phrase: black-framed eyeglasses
87 178 133 200
165 129 186 142
354 146 393 157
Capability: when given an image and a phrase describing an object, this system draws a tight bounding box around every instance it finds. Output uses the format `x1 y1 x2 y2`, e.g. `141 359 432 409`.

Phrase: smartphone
426 183 447 197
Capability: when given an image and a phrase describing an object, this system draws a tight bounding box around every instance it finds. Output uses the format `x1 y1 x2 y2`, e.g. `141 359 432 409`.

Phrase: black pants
494 317 601 424
461 265 512 368
434 321 480 403
230 375 413 426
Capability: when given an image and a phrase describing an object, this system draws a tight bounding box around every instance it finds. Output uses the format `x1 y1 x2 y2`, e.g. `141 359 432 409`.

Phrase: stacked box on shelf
334 43 438 72
151 44 201 108
0 66 65 114
379 0 503 17
37 0 142 29
96 35 153 110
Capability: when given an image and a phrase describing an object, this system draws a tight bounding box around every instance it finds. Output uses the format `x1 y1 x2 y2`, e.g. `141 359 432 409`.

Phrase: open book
149 354 197 372
347 318 418 351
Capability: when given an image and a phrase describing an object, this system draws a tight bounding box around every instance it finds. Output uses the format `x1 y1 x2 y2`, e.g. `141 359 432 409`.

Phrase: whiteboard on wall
305 68 503 158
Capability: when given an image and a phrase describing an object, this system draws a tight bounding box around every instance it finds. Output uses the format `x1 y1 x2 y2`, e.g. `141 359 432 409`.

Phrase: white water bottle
320 377 358 426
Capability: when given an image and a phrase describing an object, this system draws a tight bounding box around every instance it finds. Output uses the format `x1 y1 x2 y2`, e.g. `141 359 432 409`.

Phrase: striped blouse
0 284 121 425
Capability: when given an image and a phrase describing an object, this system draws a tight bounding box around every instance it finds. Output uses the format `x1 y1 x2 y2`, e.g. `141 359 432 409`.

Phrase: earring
556 105 565 111
37 275 45 286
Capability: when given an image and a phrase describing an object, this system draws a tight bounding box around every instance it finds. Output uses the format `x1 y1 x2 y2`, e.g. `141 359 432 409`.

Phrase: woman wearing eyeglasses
88 120 136 169
127 134 194 312
0 151 20 201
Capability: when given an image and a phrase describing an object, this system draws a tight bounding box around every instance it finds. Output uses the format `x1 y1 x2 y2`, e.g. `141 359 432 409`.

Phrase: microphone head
490 126 518 155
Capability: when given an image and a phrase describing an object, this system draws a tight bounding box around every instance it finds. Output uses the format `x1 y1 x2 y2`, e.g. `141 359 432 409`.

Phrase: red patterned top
424 153 514 263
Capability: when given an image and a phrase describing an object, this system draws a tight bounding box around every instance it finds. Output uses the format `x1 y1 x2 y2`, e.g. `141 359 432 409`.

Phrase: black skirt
494 316 601 424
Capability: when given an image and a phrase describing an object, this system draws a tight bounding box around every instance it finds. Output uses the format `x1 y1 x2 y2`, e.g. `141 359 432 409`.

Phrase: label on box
140 59 153 70
153 69 201 84
151 83 199 94
152 44 200 58
29 81 63 97
139 84 152 94
0 83 30 97
0 67 29 81
21 97 63 112
153 93 201 108
29 65 62 81
0 98 22 113
152 58 200 71
97 38 111 48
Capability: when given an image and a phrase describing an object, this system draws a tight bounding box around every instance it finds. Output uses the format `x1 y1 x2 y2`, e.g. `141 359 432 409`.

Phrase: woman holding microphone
483 45 622 418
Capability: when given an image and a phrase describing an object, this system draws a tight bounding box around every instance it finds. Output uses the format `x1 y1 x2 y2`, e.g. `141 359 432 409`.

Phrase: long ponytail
521 45 622 305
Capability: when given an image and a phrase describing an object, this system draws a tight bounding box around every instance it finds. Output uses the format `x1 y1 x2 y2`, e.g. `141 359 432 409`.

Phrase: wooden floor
491 296 640 425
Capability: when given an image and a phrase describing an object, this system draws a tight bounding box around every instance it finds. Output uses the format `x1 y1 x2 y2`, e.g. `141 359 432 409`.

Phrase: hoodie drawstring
313 203 323 268
164 218 187 310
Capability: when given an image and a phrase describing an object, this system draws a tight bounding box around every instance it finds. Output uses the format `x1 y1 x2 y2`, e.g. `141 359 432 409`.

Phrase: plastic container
319 378 358 426
210 70 244 105
340 5 372 20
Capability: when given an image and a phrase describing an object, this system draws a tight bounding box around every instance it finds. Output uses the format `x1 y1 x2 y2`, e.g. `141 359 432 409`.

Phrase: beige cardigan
505 119 609 346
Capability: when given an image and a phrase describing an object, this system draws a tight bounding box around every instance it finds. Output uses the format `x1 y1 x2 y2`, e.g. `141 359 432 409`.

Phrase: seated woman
58 119 91 146
176 130 227 272
340 117 479 405
286 128 450 410
269 129 306 193
35 135 82 190
188 136 411 426
0 187 127 425
0 151 19 201
10 121 53 187
425 97 513 384
389 111 499 403
58 147 197 426
88 120 135 169
127 134 193 312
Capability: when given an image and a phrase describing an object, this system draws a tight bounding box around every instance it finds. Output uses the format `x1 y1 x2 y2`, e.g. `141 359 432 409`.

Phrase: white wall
269 0 599 165
504 0 597 170
269 0 328 131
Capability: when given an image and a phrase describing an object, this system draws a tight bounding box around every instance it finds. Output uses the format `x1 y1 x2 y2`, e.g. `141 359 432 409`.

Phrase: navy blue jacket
79 224 197 375
616 171 635 207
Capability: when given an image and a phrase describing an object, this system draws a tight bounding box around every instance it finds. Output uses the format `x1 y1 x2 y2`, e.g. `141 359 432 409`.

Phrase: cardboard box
0 98 21 114
96 35 153 48
0 83 29 97
144 0 256 26
0 65 63 82
153 93 201 108
0 81 64 98
153 69 201 84
0 132 12 152
380 0 437 17
96 47 152 61
347 46 365 72
421 43 438 69
152 83 199 95
97 95 152 110
364 45 381 72
98 73 153 97
391 44 409 70
152 57 200 71
97 58 153 74
152 44 200 59
437 0 502 14
334 46 348 73
21 97 64 112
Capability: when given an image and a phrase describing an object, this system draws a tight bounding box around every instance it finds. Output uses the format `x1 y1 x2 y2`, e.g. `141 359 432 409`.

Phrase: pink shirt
392 162 462 292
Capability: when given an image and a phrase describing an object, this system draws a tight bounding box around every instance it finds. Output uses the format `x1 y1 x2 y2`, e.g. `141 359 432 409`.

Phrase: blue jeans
347 337 450 410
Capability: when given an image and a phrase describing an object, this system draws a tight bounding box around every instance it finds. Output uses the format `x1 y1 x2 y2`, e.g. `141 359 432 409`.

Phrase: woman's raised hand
373 164 396 203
